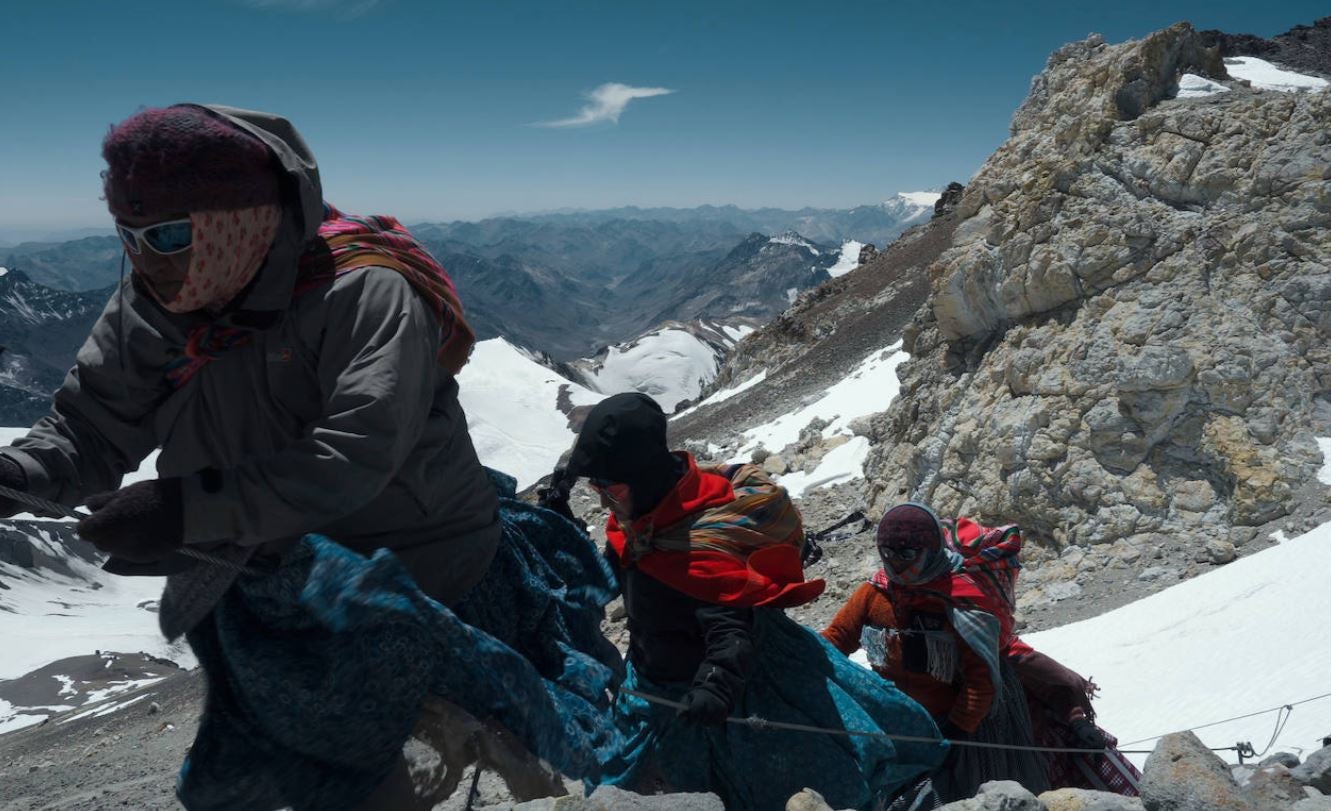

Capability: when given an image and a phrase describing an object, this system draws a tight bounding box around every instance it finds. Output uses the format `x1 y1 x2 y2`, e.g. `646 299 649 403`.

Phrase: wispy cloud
242 0 381 18
535 83 675 128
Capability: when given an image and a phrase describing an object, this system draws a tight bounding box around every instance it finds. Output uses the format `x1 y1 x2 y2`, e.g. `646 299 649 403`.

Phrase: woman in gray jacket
0 104 620 810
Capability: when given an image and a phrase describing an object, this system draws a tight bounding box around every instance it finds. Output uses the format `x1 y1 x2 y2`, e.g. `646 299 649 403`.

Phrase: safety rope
0 483 263 576
1119 691 1331 748
621 689 1139 754
623 687 1331 759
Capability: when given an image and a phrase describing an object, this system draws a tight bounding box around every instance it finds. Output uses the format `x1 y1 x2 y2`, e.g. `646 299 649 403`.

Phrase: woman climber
822 503 1051 801
0 104 622 811
544 392 946 811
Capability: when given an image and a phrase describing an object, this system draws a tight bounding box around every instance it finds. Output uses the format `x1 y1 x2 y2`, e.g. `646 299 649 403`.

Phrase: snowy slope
1027 521 1331 765
0 428 189 733
728 343 908 498
1225 56 1329 92
457 338 603 489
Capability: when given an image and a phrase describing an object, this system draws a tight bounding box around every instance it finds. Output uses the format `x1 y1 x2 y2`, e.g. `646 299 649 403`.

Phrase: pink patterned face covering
158 204 281 313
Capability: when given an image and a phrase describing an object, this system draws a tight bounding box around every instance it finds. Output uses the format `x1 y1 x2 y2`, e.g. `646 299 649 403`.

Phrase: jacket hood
191 104 324 319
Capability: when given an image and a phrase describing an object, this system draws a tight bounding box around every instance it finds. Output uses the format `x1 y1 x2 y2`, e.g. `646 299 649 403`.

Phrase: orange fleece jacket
822 581 995 732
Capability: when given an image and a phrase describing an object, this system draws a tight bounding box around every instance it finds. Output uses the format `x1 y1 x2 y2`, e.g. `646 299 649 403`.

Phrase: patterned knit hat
102 105 281 220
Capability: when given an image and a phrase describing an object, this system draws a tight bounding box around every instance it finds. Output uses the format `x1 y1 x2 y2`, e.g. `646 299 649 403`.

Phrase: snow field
1027 518 1331 766
457 339 603 489
1225 57 1329 92
582 328 723 414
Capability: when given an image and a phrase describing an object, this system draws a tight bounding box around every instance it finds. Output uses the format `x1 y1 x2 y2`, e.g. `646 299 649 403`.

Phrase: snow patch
826 241 865 279
731 342 906 485
1176 73 1230 98
894 191 942 208
1028 518 1331 766
1225 57 1329 92
721 324 755 344
778 436 871 499
672 370 769 420
1317 437 1331 485
457 339 603 490
58 692 153 725
786 287 799 305
0 267 8 277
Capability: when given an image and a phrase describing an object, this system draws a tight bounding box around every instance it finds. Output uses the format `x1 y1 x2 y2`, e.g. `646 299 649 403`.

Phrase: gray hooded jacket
3 106 500 634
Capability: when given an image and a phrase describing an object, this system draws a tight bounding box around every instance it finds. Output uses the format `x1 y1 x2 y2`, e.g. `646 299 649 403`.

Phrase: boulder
786 787 836 811
1260 753 1302 769
939 781 1045 810
1292 745 1331 793
1141 731 1254 810
1198 539 1238 565
1244 763 1309 809
763 455 790 476
1040 788 1146 810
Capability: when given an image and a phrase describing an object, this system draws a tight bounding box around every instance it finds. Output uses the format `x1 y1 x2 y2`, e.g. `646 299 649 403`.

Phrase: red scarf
606 455 825 608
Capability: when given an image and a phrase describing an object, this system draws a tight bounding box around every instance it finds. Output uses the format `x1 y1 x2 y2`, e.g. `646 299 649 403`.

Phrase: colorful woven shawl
605 456 825 608
164 203 474 388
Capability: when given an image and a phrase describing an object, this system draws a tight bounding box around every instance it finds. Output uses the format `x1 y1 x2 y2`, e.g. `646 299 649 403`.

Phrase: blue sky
1 0 1324 233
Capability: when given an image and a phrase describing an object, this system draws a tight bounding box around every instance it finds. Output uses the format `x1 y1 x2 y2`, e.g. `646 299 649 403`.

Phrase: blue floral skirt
177 473 624 811
597 610 947 811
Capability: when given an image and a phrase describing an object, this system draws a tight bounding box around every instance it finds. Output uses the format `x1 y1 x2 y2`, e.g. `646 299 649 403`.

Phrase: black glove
1071 717 1107 760
78 478 184 564
676 685 731 726
0 454 30 518
537 466 586 532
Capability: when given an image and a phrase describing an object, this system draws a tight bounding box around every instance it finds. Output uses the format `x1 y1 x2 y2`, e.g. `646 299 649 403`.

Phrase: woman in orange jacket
822 503 1049 801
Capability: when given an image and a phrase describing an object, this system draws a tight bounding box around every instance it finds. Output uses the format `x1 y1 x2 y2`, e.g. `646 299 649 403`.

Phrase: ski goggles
116 218 193 256
879 545 923 563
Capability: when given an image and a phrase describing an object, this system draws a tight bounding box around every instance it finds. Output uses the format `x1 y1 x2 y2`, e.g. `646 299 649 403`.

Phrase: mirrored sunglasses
116 218 193 256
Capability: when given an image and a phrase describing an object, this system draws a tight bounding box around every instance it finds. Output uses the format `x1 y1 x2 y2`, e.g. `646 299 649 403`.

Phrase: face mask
160 204 281 313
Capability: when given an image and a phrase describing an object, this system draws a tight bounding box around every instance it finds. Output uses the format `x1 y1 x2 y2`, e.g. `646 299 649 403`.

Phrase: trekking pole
0 483 263 576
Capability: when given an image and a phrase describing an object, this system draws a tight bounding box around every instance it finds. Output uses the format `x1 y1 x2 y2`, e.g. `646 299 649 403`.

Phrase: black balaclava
568 393 684 518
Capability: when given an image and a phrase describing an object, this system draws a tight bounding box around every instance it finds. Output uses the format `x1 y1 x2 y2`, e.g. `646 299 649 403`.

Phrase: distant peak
767 231 818 254
889 191 943 208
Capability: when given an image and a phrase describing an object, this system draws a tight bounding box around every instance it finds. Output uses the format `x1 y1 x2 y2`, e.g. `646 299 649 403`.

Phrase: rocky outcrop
864 22 1331 550
935 182 966 218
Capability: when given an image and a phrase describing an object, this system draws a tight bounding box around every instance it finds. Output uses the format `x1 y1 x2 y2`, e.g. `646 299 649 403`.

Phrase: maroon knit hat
102 105 281 220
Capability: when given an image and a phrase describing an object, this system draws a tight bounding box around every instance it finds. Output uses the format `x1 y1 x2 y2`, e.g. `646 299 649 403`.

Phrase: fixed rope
1119 691 1331 748
623 687 1331 759
0 483 263 576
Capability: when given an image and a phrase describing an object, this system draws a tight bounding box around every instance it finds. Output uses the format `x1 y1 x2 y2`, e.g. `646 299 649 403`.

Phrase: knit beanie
102 105 281 220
